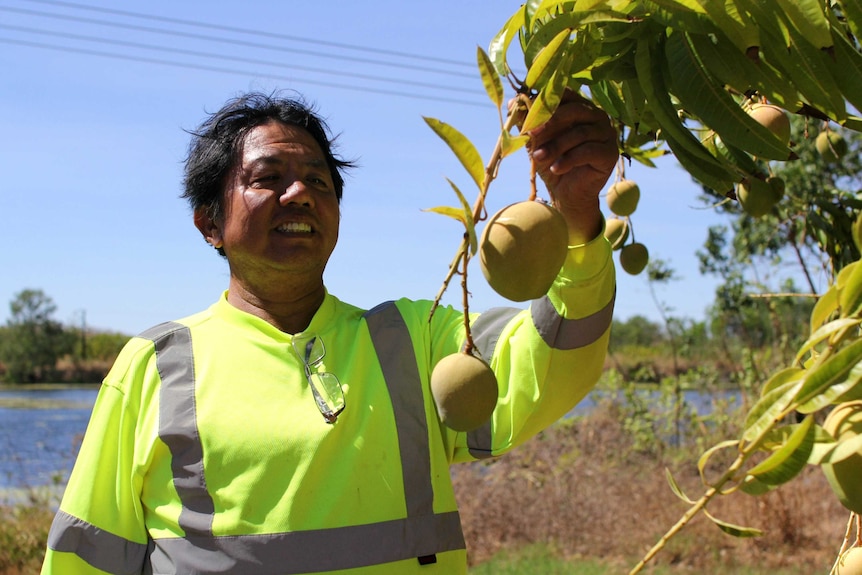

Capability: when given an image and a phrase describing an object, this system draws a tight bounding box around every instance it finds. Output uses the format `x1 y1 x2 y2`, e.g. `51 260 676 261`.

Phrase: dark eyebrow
248 156 328 170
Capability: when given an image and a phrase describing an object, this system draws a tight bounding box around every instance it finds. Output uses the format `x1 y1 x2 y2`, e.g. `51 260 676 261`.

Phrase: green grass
470 544 616 575
469 542 824 575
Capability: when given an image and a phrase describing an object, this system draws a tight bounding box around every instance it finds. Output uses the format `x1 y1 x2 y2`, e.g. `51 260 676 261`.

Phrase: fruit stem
830 513 858 575
529 155 538 202
460 245 475 355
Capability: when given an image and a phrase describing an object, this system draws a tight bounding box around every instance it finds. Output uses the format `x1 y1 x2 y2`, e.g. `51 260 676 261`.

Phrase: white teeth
278 222 312 233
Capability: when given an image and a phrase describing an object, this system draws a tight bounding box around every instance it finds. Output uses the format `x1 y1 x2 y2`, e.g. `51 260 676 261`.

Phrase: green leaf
810 283 840 333
522 68 568 133
746 415 815 487
523 12 580 68
703 509 763 538
489 10 525 78
665 468 695 504
477 47 504 109
621 77 650 130
693 0 759 53
422 117 485 191
825 12 862 117
796 338 862 413
589 80 625 123
624 142 665 168
501 130 529 158
837 0 862 40
641 0 715 34
697 439 739 485
841 116 862 132
774 21 846 122
446 178 478 256
742 380 803 443
839 257 862 317
760 367 804 397
423 206 465 220
664 33 791 161
795 318 862 365
821 432 862 465
634 33 737 193
773 0 832 49
525 27 572 91
738 475 774 496
683 32 801 113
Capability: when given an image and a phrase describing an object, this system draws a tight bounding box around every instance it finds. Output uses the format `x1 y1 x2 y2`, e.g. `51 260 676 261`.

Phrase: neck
226 279 326 334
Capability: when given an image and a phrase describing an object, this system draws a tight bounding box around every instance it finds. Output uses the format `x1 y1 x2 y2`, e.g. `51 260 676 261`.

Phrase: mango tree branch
429 100 529 320
628 451 748 575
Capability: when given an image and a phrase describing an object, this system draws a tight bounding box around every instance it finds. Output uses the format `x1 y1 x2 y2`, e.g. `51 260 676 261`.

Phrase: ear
194 207 223 250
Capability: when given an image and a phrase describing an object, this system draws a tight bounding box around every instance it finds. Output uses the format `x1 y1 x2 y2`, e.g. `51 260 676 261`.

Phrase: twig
460 244 475 356
628 451 747 574
830 512 858 575
428 99 529 319
746 292 821 299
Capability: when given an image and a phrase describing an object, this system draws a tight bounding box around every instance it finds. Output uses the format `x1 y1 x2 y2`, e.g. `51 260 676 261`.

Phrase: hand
525 90 618 244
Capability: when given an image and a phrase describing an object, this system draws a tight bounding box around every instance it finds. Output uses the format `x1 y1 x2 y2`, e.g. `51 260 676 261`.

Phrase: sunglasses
292 334 345 424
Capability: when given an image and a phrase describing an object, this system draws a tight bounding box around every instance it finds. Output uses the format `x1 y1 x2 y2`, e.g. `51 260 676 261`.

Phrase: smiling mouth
276 222 313 233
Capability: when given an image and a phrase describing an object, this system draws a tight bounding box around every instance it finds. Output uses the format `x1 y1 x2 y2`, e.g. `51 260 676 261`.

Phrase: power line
0 23 482 96
0 36 488 108
0 5 478 80
21 0 477 70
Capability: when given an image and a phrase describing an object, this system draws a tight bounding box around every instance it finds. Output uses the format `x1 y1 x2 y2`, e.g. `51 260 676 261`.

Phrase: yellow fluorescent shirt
41 234 615 575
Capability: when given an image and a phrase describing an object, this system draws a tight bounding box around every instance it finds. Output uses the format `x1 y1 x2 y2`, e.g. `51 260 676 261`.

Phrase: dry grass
453 403 848 573
2 396 849 575
0 503 53 575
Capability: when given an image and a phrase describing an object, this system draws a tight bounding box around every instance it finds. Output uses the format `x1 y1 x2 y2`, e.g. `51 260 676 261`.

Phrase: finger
529 118 614 167
528 96 608 140
530 120 617 166
545 140 619 176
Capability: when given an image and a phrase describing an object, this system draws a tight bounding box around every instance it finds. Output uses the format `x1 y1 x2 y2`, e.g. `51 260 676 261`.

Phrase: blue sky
0 0 736 335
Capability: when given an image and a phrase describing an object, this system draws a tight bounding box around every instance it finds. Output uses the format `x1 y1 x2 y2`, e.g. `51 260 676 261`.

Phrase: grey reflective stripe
363 301 434 517
467 423 494 460
531 289 615 349
466 307 520 460
47 509 149 575
149 511 464 575
465 294 615 458
468 306 521 361
140 321 215 536
134 307 464 572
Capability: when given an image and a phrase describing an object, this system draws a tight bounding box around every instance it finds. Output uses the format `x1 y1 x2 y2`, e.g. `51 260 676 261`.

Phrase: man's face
198 121 340 285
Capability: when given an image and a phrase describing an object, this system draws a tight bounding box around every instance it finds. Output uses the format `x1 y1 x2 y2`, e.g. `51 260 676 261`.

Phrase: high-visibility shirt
42 235 615 575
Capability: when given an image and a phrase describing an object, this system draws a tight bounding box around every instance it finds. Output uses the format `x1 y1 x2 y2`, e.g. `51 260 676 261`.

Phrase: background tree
696 119 862 377
698 118 862 284
0 289 74 383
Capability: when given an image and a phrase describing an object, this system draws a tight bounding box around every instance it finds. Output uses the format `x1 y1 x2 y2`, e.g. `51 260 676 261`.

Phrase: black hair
182 91 355 226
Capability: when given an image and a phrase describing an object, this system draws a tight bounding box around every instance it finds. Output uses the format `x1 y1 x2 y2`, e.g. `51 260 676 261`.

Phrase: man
42 89 617 574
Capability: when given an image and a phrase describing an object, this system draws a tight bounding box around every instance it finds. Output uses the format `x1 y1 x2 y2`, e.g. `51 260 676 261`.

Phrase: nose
279 178 314 207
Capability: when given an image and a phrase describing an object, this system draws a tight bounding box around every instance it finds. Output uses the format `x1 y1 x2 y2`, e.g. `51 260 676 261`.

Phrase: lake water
0 387 98 493
0 385 740 497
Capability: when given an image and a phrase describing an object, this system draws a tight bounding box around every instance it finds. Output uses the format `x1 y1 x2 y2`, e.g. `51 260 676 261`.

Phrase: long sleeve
450 232 615 462
41 348 152 575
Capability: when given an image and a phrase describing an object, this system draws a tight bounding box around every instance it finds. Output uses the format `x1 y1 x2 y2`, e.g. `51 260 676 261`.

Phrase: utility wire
0 5 478 79
0 23 481 96
0 36 488 108
21 0 476 70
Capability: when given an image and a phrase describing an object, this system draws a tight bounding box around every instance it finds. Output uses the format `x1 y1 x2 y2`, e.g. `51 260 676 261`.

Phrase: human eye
307 173 333 191
250 172 280 187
